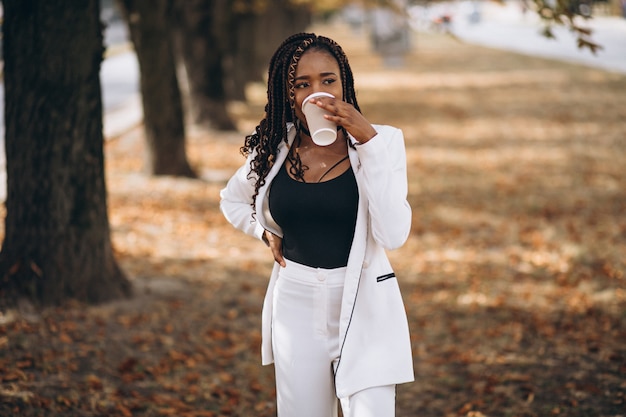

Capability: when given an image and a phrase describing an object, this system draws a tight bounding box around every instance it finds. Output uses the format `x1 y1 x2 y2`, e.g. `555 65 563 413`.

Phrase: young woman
220 33 414 417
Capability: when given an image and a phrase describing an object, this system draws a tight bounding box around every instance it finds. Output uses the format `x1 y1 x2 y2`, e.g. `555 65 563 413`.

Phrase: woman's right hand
264 230 286 267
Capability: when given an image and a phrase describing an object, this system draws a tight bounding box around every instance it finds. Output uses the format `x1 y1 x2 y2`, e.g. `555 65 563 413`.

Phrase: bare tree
220 0 312 101
172 0 236 131
0 0 131 307
116 0 196 177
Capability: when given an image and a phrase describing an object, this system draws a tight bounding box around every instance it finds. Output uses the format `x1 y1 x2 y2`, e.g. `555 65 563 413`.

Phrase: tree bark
222 1 312 101
172 0 236 131
117 0 196 177
0 0 131 307
222 10 257 102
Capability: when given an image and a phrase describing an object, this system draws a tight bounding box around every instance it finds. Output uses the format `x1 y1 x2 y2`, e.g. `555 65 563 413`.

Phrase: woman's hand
264 230 286 267
310 98 378 144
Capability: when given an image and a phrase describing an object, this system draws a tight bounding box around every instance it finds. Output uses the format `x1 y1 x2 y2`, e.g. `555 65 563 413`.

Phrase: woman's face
292 49 343 126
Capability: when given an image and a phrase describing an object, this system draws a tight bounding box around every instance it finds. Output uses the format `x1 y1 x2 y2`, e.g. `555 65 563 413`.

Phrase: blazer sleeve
219 157 266 242
354 125 412 250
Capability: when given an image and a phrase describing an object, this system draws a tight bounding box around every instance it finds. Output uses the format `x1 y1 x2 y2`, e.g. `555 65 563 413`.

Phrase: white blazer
220 123 414 397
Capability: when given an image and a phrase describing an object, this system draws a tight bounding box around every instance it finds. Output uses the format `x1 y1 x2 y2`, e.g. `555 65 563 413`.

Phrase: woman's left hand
264 230 286 268
310 98 378 144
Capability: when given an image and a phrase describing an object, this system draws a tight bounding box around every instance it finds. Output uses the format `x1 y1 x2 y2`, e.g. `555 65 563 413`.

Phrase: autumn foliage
1 22 625 416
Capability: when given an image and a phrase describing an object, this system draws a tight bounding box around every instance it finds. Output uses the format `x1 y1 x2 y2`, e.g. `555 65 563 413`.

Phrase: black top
269 162 359 269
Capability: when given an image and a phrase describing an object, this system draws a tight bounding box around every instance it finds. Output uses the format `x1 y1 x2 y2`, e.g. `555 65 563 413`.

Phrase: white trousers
272 259 396 417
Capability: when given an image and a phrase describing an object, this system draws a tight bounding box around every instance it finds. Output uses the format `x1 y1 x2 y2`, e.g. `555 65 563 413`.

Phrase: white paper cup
301 92 337 146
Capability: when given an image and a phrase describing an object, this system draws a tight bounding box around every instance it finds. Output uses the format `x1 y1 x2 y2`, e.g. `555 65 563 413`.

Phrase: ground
1 22 625 417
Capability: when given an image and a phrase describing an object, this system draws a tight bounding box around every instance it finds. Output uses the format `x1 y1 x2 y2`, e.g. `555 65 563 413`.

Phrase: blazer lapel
338 143 368 342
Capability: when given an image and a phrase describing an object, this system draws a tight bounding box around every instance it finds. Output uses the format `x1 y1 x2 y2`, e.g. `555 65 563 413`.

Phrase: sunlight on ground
1 20 625 417
101 24 626 320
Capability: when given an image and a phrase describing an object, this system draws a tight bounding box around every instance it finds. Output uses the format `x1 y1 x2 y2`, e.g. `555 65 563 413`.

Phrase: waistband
280 259 347 287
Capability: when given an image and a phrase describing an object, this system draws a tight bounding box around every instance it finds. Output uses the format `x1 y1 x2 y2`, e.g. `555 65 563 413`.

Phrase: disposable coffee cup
301 92 337 146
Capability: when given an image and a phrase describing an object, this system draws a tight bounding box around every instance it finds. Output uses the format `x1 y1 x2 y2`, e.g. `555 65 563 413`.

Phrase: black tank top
269 162 358 269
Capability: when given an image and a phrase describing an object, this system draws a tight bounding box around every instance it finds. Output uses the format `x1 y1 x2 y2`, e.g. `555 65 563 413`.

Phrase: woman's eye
295 82 309 89
323 78 336 85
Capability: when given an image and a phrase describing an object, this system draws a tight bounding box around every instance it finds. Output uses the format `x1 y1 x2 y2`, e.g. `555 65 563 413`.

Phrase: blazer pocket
376 272 396 283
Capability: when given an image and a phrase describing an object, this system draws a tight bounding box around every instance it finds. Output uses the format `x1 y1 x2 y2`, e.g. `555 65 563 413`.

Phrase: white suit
220 123 414 398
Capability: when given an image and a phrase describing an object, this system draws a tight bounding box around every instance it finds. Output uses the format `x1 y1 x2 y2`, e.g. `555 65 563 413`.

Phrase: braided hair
241 33 362 211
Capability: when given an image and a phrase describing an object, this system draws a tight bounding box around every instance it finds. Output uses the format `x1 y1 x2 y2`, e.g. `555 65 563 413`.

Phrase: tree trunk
222 10 257 102
117 0 196 177
0 0 131 307
222 1 312 101
252 3 312 77
172 0 236 131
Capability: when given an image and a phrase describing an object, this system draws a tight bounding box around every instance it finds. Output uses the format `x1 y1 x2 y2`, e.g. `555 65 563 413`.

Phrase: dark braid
241 33 362 212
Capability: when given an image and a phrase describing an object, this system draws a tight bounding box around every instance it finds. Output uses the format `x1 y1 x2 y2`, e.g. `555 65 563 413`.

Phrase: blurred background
1 1 625 416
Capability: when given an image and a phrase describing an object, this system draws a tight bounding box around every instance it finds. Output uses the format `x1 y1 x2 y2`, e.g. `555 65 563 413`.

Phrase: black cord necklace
291 122 350 183
317 154 350 183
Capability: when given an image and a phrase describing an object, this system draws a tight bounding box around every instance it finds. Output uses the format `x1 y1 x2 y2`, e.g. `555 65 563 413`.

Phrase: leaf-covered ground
1 22 625 417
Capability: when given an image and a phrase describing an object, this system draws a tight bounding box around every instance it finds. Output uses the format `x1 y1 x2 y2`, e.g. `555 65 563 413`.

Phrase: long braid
241 33 361 212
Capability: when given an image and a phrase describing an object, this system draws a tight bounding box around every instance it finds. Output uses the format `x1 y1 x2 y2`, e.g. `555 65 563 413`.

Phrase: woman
220 33 413 417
